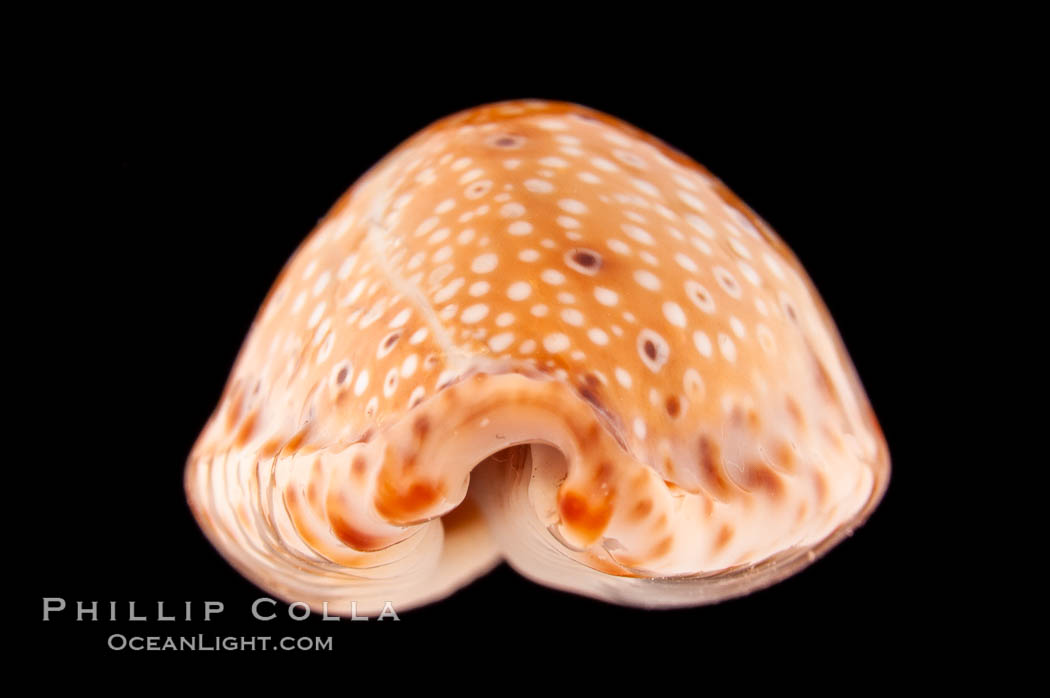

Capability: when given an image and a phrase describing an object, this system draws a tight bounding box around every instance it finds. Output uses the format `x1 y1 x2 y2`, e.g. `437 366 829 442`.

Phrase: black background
28 47 961 665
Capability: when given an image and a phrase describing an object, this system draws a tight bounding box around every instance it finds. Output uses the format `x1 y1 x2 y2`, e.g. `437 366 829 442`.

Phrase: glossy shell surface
185 100 889 613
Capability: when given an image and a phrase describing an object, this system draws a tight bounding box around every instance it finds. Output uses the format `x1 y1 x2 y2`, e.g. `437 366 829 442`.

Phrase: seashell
185 100 889 614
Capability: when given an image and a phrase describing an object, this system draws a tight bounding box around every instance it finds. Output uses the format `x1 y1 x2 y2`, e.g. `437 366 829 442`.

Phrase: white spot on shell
677 190 708 212
312 271 331 297
524 178 554 193
674 253 698 273
757 324 776 354
738 261 761 286
560 308 584 326
389 308 411 328
434 278 465 304
291 291 306 314
308 302 326 329
633 417 647 439
507 281 532 301
764 253 786 280
354 370 370 396
415 217 440 237
541 269 566 285
488 332 514 352
634 269 661 291
613 149 646 169
594 287 619 306
662 301 687 328
544 333 570 353
730 316 747 338
558 199 588 214
693 330 713 358
428 228 451 246
621 224 654 245
686 215 716 239
471 253 499 274
718 333 737 362
461 304 489 324
337 254 358 280
500 202 525 218
588 327 609 345
508 220 533 236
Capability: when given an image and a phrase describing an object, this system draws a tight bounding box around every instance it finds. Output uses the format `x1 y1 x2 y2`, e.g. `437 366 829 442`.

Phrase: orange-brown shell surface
185 100 889 612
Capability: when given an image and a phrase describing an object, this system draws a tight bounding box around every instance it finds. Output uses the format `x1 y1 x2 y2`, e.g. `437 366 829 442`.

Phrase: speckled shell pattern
185 100 889 613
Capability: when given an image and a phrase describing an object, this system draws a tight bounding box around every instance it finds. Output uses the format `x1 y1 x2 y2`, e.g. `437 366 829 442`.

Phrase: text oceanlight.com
107 634 333 651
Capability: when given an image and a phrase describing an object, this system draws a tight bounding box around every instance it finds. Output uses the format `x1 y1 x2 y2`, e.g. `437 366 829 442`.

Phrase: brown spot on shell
813 470 829 505
714 523 734 551
786 397 804 429
413 416 430 440
698 435 734 500
740 461 785 499
258 437 282 459
284 427 309 454
374 477 444 523
774 441 797 472
665 395 681 418
224 383 244 431
577 385 603 410
234 410 257 447
559 489 614 545
650 535 673 559
631 498 653 520
328 507 388 552
813 353 839 405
